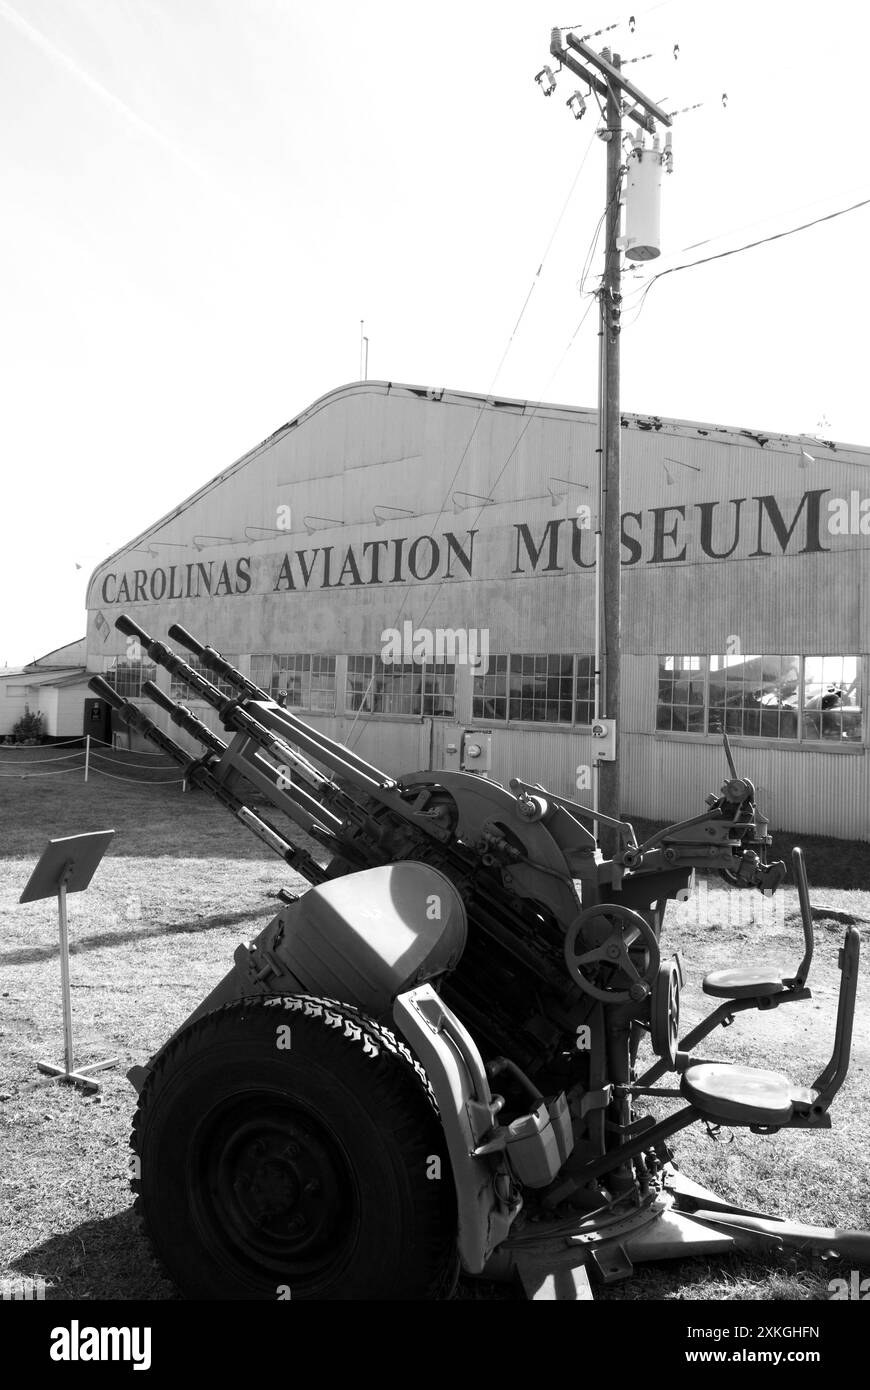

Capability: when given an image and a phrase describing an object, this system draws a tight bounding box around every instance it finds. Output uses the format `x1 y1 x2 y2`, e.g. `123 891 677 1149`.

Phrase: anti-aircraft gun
89 616 867 1300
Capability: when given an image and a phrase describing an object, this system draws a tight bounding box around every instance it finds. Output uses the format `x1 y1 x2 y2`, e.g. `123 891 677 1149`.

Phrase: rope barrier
11 735 86 748
89 750 176 770
87 766 185 785
0 750 85 764
87 735 178 756
0 767 85 778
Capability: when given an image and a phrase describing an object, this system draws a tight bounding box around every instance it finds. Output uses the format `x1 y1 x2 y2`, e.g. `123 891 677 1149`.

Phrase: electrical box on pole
624 135 670 261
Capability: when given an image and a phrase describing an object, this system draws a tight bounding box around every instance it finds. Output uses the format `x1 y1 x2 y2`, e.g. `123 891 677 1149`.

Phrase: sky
2 0 869 666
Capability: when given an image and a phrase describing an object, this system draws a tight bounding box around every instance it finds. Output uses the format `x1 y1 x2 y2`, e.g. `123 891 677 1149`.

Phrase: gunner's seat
681 926 859 1129
680 1063 816 1125
701 847 814 1000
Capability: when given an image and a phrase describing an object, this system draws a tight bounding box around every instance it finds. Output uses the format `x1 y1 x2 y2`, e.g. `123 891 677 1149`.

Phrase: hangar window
657 655 863 743
510 654 574 723
171 654 239 701
104 659 157 699
473 654 593 725
345 656 455 717
346 655 377 713
656 656 706 733
801 657 862 743
250 654 336 713
422 659 456 717
707 655 799 739
473 655 508 721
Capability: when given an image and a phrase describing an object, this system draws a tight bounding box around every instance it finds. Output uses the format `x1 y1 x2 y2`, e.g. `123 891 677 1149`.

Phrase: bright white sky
2 0 869 666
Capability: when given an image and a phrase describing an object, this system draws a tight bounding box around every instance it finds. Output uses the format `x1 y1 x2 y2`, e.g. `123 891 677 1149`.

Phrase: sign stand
20 831 119 1093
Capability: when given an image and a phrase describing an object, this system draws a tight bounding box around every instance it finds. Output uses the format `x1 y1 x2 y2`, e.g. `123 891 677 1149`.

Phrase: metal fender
392 984 520 1273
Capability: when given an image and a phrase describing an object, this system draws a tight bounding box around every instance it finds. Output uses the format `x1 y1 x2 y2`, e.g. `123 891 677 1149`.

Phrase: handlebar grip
88 675 124 709
167 623 204 657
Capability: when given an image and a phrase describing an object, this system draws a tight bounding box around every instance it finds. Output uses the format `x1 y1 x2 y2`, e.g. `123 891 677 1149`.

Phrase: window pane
658 656 703 734
508 653 575 723
309 656 336 713
375 659 422 715
105 659 157 699
706 655 798 740
473 655 508 721
802 656 862 742
347 655 376 712
422 659 456 718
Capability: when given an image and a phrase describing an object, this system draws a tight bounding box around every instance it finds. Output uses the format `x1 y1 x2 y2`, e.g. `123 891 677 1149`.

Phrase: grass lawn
1 748 868 1301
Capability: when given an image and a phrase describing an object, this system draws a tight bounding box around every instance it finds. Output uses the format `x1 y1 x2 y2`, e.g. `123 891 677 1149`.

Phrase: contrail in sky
0 0 212 186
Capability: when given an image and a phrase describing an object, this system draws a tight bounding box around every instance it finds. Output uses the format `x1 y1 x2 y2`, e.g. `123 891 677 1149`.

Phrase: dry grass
1 750 868 1301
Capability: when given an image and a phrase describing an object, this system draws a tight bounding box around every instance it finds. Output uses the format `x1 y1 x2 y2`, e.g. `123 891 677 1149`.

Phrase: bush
12 705 45 743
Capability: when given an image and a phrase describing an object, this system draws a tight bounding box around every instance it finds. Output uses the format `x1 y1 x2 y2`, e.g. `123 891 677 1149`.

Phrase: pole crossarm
550 29 672 131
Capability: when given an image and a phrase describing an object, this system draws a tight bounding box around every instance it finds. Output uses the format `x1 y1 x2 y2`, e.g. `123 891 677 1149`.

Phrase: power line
346 295 601 751
346 138 603 717
623 194 870 323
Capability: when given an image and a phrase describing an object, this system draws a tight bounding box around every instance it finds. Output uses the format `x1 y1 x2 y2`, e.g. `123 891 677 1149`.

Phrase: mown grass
1 750 868 1301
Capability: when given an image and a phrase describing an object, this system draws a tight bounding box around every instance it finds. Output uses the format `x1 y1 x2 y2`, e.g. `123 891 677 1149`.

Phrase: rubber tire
131 995 458 1300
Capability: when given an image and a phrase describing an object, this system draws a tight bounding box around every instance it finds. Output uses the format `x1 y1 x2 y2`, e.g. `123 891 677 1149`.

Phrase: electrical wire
360 137 603 659
346 293 602 751
622 194 870 324
365 293 601 670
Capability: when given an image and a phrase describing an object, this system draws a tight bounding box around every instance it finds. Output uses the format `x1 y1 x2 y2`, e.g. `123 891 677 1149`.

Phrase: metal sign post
19 830 119 1093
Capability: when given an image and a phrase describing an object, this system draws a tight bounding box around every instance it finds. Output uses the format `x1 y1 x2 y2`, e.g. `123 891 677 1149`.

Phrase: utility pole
544 29 671 852
598 47 623 853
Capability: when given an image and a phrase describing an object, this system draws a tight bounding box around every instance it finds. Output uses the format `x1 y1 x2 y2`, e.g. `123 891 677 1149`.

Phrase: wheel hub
194 1098 357 1278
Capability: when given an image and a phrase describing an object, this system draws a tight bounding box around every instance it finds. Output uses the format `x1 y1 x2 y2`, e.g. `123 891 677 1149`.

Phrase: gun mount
89 616 867 1300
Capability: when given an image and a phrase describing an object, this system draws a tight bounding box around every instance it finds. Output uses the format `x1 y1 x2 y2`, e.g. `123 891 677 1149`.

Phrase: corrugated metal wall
87 381 869 841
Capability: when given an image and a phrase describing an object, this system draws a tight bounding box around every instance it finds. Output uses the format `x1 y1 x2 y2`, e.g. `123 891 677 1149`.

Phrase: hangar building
85 381 869 842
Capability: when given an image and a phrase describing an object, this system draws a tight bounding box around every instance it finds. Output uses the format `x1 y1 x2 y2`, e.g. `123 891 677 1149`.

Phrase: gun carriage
88 615 867 1300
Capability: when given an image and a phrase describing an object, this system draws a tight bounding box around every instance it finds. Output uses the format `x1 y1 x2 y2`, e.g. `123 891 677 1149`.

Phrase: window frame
103 657 158 699
472 653 599 729
344 654 457 720
250 653 337 713
655 654 864 749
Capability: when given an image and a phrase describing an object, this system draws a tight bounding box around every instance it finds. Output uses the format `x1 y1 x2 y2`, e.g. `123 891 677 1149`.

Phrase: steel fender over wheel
131 996 458 1300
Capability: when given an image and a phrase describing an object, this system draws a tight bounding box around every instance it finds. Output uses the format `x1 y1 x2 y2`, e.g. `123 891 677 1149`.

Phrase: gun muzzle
142 680 225 754
88 675 125 709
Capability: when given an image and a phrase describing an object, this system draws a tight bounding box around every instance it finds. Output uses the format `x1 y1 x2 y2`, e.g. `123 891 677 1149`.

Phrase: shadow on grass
13 1207 179 1301
1 904 277 966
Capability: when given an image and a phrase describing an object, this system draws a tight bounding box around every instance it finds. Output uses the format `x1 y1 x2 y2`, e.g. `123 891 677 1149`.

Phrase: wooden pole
597 50 622 854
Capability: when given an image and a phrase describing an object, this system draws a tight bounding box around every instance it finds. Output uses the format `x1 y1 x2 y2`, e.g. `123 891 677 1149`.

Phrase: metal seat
680 1062 814 1126
702 968 786 999
701 847 814 1000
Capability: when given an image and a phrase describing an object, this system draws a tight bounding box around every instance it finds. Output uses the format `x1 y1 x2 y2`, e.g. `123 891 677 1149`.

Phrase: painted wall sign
96 488 839 606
